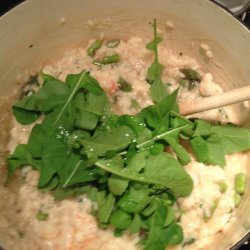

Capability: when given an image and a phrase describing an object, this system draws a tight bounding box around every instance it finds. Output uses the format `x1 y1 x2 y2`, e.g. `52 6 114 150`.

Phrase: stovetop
0 1 249 250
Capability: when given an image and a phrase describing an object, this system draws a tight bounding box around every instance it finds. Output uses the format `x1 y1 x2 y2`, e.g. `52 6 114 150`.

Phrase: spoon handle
180 85 250 116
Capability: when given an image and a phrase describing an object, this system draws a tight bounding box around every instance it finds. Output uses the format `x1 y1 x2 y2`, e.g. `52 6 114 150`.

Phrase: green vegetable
203 199 219 222
131 99 141 110
98 193 115 223
182 238 196 247
234 193 242 207
234 173 247 195
106 39 120 48
36 210 49 221
211 125 250 154
87 40 102 56
180 68 201 81
110 210 132 230
179 68 201 90
117 77 132 92
7 19 250 250
146 19 168 103
93 53 120 65
128 213 141 233
217 181 228 193
96 152 193 197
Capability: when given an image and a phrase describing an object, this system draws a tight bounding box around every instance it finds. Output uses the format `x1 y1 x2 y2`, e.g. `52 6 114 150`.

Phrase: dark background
0 1 249 250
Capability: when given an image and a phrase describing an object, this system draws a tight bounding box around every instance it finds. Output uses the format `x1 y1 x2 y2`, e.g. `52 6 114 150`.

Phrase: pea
234 173 247 195
101 54 120 65
36 210 48 221
87 40 102 56
106 39 120 48
217 181 228 193
234 193 242 208
93 53 120 66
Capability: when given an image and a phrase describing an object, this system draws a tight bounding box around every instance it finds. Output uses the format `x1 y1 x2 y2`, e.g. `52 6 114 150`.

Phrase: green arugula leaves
146 19 169 103
6 19 250 250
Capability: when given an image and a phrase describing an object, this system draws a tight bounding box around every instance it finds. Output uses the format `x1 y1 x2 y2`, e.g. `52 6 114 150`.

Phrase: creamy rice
0 36 247 250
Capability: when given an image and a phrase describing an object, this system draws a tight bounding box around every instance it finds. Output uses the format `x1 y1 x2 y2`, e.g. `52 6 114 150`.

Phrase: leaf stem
62 160 84 188
136 125 189 149
53 71 87 126
153 18 159 63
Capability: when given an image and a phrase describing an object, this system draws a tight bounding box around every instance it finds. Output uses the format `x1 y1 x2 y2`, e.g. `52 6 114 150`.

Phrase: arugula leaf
144 199 167 250
146 19 168 103
97 193 115 223
27 124 51 157
143 153 193 197
118 188 151 213
194 119 211 136
138 89 179 131
38 138 68 188
164 135 191 165
108 175 129 195
190 134 225 166
190 136 208 163
162 222 184 245
84 126 135 156
128 213 142 233
110 210 132 230
12 95 40 124
211 125 250 154
53 185 93 200
96 152 193 197
206 134 225 166
7 145 33 178
34 78 69 112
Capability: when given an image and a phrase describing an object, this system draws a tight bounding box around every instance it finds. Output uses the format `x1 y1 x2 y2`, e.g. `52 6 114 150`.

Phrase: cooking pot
0 0 249 249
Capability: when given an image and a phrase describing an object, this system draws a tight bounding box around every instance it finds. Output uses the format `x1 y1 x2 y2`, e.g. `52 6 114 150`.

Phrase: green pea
87 40 102 56
36 210 48 221
203 199 219 222
101 54 120 65
217 181 228 193
234 173 247 195
93 53 120 66
234 193 242 208
106 39 120 48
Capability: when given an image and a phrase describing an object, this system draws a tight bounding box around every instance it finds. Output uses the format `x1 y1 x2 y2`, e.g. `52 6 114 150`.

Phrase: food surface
0 20 249 250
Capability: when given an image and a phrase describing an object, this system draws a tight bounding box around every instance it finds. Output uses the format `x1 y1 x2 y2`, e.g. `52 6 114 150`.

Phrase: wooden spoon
179 85 250 116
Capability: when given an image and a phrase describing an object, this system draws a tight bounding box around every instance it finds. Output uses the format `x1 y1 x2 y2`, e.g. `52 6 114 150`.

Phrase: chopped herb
182 238 196 247
179 68 201 90
106 39 120 48
131 99 141 110
36 210 49 221
87 40 102 57
117 77 132 92
218 108 229 119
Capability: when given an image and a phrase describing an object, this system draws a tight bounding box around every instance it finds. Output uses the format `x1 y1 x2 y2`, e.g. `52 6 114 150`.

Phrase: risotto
0 22 249 250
